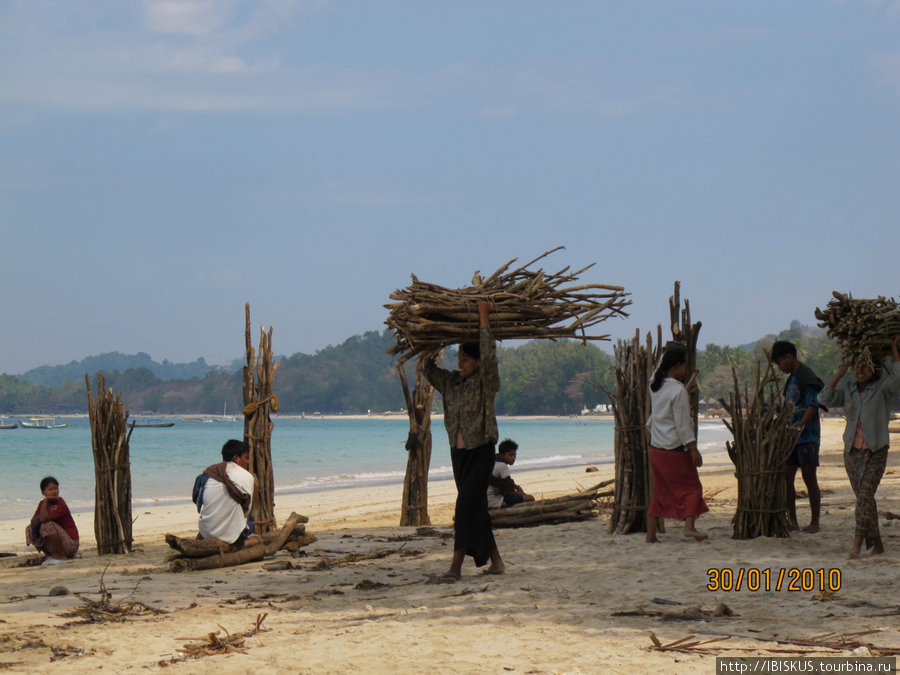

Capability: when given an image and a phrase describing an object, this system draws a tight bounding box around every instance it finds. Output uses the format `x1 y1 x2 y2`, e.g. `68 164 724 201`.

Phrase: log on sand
488 481 613 528
169 512 308 572
165 519 310 558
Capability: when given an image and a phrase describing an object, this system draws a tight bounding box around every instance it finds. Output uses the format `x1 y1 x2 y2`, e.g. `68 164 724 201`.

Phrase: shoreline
3 418 898 673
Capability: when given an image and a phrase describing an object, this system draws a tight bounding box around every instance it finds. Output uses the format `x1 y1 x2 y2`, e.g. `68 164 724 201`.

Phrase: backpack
192 474 209 513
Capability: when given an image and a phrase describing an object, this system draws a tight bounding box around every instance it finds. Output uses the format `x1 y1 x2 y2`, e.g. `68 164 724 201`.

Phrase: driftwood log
815 291 900 369
724 361 799 539
242 303 278 534
85 373 134 555
169 512 307 572
384 247 630 365
165 519 311 558
488 480 613 527
399 353 440 526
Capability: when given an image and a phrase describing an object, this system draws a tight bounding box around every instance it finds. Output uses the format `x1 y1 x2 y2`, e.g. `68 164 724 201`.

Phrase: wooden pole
399 352 441 526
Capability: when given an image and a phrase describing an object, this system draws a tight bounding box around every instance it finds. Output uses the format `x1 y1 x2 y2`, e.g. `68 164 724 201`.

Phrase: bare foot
801 525 820 533
848 550 863 559
483 561 505 575
646 536 659 544
683 529 708 542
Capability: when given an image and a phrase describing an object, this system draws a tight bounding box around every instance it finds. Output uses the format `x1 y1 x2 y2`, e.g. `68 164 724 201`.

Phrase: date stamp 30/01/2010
706 567 841 592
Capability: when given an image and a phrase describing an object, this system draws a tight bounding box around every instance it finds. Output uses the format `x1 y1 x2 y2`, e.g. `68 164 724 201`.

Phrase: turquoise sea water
0 416 733 520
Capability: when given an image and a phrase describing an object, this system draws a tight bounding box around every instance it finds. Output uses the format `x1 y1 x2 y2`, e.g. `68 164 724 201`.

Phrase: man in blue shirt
772 341 824 533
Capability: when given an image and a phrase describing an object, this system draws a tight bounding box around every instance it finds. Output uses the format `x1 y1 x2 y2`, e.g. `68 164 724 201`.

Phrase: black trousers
451 443 497 566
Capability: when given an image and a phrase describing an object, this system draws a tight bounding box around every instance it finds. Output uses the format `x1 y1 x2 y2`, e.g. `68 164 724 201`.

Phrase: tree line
0 322 866 417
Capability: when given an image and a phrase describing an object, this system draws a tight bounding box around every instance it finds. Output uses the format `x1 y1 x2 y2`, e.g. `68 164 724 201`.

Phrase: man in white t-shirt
196 439 257 546
487 439 535 509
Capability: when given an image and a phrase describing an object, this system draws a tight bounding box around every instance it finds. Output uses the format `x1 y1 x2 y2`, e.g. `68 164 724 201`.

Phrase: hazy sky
2 1 899 376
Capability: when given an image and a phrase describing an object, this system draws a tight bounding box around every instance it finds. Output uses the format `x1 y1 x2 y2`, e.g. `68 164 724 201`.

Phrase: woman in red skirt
645 343 708 543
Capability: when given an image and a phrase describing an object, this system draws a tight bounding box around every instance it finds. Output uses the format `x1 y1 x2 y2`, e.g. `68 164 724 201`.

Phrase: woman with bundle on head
425 299 504 580
645 342 708 543
26 476 80 564
819 335 900 558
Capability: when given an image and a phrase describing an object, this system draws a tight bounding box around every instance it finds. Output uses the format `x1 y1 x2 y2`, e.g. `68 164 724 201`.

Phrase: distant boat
216 403 239 422
19 417 68 429
0 418 17 430
129 418 175 428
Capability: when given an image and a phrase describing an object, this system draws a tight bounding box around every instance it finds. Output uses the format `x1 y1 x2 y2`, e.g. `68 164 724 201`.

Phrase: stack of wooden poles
606 328 661 535
607 282 700 535
242 303 278 534
85 372 134 555
384 247 631 365
724 361 799 539
815 291 899 369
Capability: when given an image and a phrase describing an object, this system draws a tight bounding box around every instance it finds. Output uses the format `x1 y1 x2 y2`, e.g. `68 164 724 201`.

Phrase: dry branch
815 291 900 369
175 613 269 659
384 247 630 364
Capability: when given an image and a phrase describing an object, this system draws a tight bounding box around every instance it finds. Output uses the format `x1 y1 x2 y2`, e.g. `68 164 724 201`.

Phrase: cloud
142 0 235 36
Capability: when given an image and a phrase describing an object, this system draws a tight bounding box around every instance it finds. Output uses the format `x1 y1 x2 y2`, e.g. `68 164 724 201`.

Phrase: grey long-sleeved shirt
818 361 900 452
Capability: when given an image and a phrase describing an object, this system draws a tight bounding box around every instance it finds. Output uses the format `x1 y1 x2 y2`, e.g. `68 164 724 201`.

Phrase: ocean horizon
0 415 733 522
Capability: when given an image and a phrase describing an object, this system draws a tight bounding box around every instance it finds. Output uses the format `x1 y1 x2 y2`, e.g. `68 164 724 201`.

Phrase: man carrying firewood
193 439 259 547
771 341 824 533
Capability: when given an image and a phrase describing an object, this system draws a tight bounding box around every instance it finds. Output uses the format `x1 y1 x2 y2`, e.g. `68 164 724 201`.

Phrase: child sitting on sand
487 439 535 509
26 476 79 565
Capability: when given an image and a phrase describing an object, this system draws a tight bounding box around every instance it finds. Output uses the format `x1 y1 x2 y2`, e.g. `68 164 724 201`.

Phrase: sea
0 416 734 521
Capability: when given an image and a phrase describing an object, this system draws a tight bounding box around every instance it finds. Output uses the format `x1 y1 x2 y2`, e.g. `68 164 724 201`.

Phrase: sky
2 1 899 376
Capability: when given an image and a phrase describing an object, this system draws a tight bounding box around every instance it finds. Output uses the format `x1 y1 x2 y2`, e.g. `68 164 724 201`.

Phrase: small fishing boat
19 417 68 429
0 418 17 429
129 418 176 428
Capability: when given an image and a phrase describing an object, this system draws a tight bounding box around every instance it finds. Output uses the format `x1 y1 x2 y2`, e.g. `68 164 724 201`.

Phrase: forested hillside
0 322 866 416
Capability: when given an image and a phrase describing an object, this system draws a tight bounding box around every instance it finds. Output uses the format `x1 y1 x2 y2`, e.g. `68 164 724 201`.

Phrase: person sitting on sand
771 340 824 533
425 299 505 580
819 336 900 558
487 439 535 509
194 439 258 547
25 476 79 564
645 342 708 544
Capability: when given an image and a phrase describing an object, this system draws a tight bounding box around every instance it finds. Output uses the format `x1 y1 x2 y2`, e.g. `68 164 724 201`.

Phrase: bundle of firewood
815 291 899 369
384 247 630 364
724 363 799 539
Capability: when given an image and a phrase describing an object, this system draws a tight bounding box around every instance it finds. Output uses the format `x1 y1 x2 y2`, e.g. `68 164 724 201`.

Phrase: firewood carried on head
384 246 631 364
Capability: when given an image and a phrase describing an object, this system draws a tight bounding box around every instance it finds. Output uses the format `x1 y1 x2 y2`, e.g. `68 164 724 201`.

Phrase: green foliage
493 340 615 415
0 322 853 416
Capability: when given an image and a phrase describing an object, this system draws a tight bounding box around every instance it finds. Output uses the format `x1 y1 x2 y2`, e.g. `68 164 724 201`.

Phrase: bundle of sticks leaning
385 247 631 365
815 291 899 370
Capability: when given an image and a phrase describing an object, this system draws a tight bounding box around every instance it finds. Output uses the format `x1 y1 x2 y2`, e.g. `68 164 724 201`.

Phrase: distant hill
19 352 223 386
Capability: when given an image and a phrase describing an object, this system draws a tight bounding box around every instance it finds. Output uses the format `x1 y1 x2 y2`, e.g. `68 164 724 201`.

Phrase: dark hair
459 342 480 360
40 476 59 491
222 439 250 462
498 438 518 455
650 350 687 393
770 341 797 363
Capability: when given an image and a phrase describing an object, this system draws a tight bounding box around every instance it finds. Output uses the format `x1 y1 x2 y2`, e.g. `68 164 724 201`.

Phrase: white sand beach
1 418 898 673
